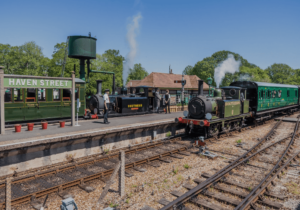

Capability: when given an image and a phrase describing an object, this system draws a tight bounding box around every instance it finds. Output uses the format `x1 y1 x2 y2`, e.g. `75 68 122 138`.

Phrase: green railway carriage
230 81 299 115
256 82 298 111
4 77 85 123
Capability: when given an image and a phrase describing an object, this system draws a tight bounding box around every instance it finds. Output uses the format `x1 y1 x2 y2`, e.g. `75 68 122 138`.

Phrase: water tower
68 34 97 81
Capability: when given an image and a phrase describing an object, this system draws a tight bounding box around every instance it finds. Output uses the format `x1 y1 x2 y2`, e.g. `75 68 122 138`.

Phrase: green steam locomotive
177 79 299 137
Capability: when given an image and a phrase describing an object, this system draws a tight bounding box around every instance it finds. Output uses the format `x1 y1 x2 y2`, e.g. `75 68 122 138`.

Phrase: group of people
102 88 172 124
155 89 171 114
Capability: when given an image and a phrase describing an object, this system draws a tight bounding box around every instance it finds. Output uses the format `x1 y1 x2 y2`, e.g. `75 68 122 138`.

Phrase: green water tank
68 36 97 59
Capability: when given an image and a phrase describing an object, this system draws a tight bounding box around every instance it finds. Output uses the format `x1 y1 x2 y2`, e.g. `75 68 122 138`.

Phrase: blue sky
1 0 299 75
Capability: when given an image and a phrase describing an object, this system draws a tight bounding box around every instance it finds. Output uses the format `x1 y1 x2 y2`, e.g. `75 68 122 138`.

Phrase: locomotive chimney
198 80 203 95
96 80 102 95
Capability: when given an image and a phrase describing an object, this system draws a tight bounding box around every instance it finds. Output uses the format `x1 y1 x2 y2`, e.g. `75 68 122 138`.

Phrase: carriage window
26 89 36 102
263 90 265 98
63 89 71 101
278 90 282 98
4 88 12 102
14 88 23 102
53 89 60 101
296 90 298 97
38 89 46 101
287 90 290 97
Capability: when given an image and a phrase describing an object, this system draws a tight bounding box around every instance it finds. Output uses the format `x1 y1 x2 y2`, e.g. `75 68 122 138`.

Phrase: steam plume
214 54 241 88
123 13 142 86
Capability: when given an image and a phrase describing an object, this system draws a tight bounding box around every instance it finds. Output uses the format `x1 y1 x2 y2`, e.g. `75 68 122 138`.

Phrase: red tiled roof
126 72 209 90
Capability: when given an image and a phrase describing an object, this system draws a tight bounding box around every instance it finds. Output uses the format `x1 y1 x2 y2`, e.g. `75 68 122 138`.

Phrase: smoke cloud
214 54 241 88
123 13 142 86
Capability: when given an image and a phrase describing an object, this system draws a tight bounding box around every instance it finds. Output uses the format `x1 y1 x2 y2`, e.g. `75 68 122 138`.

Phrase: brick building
126 72 210 104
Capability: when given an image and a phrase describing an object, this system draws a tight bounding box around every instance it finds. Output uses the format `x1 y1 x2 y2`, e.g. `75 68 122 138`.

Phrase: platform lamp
207 76 212 96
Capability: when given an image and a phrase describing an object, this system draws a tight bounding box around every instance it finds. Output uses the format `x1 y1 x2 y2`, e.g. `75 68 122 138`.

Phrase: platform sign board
4 78 72 88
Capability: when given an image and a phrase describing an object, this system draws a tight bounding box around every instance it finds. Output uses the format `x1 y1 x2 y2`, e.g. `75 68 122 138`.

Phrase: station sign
4 78 72 88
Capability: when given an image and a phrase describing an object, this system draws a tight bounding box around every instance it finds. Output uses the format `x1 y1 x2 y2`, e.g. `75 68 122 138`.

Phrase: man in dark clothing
103 89 110 124
155 89 161 113
164 89 171 114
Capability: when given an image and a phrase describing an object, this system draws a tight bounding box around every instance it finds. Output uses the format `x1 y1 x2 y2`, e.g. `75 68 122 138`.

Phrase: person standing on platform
164 89 171 114
103 89 110 124
155 89 161 113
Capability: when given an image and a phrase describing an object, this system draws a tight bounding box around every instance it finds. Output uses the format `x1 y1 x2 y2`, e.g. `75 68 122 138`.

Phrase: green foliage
172 167 178 175
166 131 171 137
126 63 148 83
109 203 119 208
183 164 190 169
184 50 273 87
87 50 124 96
236 139 242 144
265 63 299 84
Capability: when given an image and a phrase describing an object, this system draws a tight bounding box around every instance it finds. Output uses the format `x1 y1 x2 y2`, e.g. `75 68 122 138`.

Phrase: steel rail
160 119 282 210
241 152 300 210
0 137 189 208
235 119 299 210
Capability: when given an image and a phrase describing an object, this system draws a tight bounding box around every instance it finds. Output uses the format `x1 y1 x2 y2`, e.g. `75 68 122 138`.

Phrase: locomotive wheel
222 123 230 132
209 125 219 137
233 121 241 130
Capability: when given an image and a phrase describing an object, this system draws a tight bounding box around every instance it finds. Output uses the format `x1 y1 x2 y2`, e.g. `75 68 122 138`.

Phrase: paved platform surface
0 112 182 146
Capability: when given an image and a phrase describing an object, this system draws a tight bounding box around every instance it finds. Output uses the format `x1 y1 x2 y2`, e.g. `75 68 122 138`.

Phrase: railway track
159 118 300 210
0 136 193 209
0 116 293 209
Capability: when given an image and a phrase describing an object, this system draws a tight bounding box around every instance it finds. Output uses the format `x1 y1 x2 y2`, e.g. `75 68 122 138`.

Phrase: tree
265 63 298 84
48 42 79 78
185 50 263 87
126 63 148 83
86 50 125 96
183 65 193 75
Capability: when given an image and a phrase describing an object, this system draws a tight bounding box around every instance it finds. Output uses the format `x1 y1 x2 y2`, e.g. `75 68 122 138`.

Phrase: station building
126 72 210 104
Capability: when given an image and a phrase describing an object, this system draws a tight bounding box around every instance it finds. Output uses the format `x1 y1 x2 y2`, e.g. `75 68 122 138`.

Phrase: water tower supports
79 59 86 81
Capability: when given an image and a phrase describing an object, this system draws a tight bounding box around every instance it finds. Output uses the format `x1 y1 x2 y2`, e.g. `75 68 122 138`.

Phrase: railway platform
0 112 185 176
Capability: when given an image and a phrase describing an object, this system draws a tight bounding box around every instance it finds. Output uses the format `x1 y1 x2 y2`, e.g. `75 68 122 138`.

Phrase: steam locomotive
176 80 299 138
85 80 160 119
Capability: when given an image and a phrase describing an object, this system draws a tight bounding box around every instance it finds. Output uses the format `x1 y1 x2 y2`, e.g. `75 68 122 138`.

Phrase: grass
125 198 129 204
285 182 300 195
248 187 252 191
132 185 137 188
166 131 171 137
184 164 191 169
109 203 119 208
164 179 168 183
236 139 242 144
173 167 179 175
177 175 183 182
104 148 110 154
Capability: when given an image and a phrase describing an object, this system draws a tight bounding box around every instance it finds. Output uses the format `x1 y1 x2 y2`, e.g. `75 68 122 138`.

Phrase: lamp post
207 76 212 97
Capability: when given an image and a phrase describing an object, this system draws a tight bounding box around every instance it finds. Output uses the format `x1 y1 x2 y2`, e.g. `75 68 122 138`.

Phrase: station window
14 88 23 102
4 88 12 102
63 89 71 101
287 90 290 97
53 89 60 101
38 89 46 101
26 89 36 102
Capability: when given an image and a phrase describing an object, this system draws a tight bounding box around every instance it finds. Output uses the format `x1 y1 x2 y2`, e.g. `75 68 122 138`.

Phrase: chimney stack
198 80 203 95
96 80 102 95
